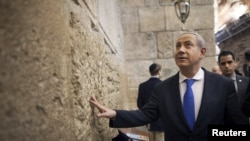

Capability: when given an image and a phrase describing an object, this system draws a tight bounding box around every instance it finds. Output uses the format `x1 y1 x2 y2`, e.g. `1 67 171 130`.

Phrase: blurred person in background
137 63 164 141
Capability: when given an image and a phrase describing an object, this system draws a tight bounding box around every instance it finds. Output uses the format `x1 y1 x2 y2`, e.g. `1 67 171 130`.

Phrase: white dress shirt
179 68 205 120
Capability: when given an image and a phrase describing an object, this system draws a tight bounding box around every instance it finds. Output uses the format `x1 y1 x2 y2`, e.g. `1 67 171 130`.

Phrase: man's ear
200 47 206 58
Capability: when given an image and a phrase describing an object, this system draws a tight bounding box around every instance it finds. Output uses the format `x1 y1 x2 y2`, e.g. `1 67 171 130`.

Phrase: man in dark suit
218 51 250 110
137 63 164 141
89 32 248 141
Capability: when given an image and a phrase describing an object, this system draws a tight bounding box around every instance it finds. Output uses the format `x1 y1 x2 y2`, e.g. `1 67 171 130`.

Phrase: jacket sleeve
109 110 152 128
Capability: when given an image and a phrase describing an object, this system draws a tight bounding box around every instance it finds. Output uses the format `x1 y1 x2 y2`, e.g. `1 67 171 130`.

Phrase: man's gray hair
179 32 205 48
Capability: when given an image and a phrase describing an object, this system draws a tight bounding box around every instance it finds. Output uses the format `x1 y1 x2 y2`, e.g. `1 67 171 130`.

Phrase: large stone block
127 88 139 109
122 0 145 7
124 32 157 59
155 58 178 79
139 7 165 32
99 0 124 50
122 7 139 33
184 5 215 30
195 0 214 5
159 0 174 6
145 0 159 6
157 31 174 58
0 0 126 141
125 60 153 77
165 6 182 31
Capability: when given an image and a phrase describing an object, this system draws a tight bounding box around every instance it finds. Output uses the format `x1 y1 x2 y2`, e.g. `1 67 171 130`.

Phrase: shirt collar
151 75 159 78
230 73 236 81
179 68 204 83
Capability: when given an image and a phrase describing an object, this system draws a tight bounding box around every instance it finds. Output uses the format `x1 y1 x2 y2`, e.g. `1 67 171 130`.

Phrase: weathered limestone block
157 31 174 58
0 0 75 140
122 7 139 33
165 6 182 30
124 32 157 59
139 7 165 32
145 0 159 6
159 0 174 6
0 0 126 141
99 0 124 50
195 0 214 5
127 87 139 109
156 58 179 79
126 60 153 77
122 0 145 7
185 5 214 30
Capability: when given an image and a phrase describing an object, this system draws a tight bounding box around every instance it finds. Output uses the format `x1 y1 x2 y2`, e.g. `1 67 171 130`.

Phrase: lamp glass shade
174 0 190 23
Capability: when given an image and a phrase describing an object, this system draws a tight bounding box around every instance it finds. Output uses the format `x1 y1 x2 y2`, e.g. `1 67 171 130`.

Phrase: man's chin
176 62 188 67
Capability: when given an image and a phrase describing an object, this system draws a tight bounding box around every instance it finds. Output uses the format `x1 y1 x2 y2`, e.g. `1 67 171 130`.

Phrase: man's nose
178 45 185 52
224 63 230 67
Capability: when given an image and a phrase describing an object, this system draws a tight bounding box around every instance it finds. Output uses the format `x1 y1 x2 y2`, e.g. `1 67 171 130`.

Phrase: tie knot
185 79 195 87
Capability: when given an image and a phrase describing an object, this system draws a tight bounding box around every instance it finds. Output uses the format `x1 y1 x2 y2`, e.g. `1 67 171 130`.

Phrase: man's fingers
89 96 100 107
89 97 106 113
97 113 106 118
90 99 101 108
90 96 97 102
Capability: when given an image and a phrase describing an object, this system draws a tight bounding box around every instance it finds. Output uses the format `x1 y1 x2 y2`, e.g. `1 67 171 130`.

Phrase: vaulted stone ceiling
217 0 250 30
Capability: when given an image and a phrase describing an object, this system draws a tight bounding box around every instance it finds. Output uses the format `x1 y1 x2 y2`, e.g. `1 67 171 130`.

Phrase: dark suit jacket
242 82 250 117
236 75 250 106
137 77 164 131
110 69 248 141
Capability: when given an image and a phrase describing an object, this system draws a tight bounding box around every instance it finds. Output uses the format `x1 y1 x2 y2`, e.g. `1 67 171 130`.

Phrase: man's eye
184 43 192 48
176 44 181 48
220 62 226 65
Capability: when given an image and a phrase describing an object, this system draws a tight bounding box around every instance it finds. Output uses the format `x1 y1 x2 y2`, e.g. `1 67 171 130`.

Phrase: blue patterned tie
183 79 195 130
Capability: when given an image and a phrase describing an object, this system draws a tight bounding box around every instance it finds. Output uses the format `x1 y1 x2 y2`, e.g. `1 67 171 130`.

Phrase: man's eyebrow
184 40 193 43
220 60 233 63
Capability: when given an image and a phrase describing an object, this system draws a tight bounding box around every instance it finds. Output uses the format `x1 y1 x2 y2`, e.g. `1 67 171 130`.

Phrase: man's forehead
177 34 196 42
220 55 234 60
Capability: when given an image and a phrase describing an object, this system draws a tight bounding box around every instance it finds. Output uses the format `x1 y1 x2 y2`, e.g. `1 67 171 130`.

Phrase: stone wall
0 0 217 140
0 0 125 140
122 0 217 109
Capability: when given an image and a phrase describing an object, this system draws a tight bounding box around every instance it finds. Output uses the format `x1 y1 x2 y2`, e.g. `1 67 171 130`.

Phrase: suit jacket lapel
194 70 214 130
236 76 242 101
236 75 248 103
